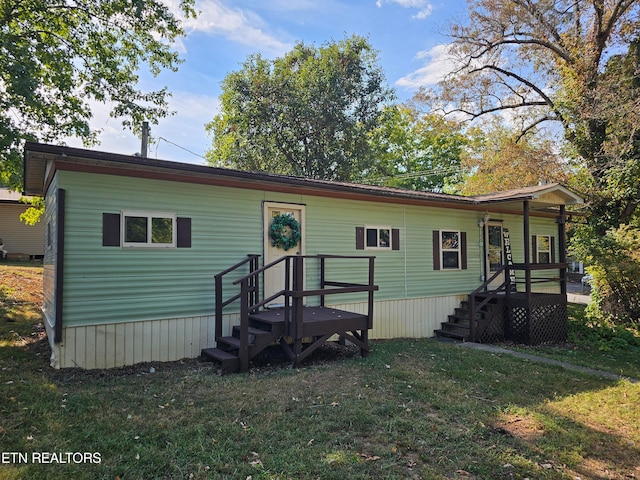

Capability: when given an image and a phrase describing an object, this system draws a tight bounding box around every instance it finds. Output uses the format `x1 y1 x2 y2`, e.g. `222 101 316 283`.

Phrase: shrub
574 223 640 326
568 305 640 352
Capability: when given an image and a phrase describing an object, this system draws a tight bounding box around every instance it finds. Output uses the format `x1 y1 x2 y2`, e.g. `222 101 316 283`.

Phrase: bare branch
468 64 556 108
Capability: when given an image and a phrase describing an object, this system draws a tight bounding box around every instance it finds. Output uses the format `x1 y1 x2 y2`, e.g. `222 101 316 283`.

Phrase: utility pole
141 121 149 158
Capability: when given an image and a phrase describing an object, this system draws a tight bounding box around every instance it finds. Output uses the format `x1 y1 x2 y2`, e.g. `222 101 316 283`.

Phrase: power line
155 137 207 160
376 166 465 182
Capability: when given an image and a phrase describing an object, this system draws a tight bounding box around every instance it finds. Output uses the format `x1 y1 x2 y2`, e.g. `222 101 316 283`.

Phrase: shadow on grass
1 295 639 480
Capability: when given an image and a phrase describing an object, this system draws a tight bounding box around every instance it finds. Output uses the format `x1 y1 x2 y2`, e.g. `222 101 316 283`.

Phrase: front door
485 221 505 289
263 202 305 306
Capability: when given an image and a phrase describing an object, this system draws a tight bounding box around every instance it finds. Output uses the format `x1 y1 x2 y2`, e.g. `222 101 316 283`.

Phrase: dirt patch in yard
494 413 545 443
0 263 44 304
0 263 45 347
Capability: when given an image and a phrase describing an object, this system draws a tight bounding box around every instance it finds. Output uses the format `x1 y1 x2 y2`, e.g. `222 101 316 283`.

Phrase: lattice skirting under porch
506 294 568 345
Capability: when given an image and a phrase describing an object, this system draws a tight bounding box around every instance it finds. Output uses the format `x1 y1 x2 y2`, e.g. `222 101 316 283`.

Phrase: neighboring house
23 142 583 370
0 187 45 259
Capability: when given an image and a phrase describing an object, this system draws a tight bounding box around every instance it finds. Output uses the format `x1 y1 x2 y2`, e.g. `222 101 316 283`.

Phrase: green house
23 142 583 371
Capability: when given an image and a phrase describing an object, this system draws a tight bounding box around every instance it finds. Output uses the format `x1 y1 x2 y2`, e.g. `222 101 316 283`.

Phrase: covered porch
439 184 584 345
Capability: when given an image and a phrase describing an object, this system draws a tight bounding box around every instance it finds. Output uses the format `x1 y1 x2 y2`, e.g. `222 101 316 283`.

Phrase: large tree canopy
0 0 196 189
206 35 395 182
419 0 640 232
459 120 571 195
367 105 468 192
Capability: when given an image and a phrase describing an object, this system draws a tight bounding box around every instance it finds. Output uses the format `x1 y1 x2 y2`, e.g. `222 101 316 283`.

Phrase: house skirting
47 314 217 369
46 295 465 369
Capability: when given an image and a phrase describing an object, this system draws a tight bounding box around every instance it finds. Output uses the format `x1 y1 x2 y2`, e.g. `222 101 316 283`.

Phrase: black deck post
239 278 250 372
215 275 223 342
320 256 326 307
367 256 375 329
523 200 531 300
250 255 259 312
557 205 567 295
292 255 304 363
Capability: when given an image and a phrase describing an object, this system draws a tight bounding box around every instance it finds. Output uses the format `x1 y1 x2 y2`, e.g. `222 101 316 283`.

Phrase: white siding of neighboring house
0 191 45 257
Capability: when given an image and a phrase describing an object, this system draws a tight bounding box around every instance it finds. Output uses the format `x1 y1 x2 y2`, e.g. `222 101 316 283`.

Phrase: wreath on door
270 214 301 251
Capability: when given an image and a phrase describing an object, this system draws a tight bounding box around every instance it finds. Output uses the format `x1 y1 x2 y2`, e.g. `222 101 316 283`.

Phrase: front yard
1 263 639 479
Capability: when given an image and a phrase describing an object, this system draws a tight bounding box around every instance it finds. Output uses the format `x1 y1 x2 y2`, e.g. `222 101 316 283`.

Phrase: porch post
523 200 531 299
292 255 304 363
557 205 567 295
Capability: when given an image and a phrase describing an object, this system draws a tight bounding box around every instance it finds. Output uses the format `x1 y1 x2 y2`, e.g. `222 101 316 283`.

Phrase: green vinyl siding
303 198 406 302
404 205 482 298
59 170 265 326
57 170 562 327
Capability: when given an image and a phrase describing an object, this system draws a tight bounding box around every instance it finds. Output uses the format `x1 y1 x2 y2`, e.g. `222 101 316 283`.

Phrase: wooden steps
200 348 240 375
435 296 498 342
201 313 280 375
202 306 371 374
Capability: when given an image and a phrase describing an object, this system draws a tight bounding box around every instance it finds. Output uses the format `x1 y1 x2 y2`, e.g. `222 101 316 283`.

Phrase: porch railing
215 254 377 371
214 254 261 342
469 266 509 342
470 262 569 342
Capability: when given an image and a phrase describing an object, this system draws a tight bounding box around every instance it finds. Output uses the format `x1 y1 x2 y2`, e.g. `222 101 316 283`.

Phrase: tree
420 0 640 322
366 105 468 192
459 121 570 195
0 0 196 190
206 35 395 182
418 0 639 230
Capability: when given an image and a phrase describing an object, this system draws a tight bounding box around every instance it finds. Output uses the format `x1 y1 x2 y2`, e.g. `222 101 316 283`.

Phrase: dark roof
23 142 583 210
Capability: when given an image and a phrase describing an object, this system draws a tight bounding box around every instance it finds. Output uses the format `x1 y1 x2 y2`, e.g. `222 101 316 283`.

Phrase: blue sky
66 0 469 164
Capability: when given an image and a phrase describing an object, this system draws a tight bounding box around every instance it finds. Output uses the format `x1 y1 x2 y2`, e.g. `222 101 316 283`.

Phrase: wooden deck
202 254 377 374
249 306 369 338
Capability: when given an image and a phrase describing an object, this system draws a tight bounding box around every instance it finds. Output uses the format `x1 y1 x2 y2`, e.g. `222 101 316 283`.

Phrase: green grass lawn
1 265 639 479
505 304 640 380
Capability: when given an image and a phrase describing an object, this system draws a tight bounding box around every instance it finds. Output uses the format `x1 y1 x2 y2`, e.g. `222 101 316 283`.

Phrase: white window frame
364 225 392 250
536 234 552 264
440 230 461 270
122 211 176 248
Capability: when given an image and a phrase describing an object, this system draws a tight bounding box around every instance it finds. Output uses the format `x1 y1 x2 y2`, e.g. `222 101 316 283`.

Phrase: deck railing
215 254 377 371
214 254 260 342
469 265 509 342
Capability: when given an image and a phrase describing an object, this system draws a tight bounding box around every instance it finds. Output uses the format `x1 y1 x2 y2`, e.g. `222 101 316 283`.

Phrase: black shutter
461 231 467 270
392 228 400 251
355 227 364 250
432 230 440 270
177 217 192 248
102 213 121 247
532 235 538 263
550 237 555 263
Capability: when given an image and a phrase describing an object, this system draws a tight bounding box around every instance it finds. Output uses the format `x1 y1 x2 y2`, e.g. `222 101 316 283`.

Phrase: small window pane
152 217 173 244
537 235 551 263
379 229 390 248
442 231 459 249
125 216 147 243
442 251 460 269
537 235 550 252
366 228 378 247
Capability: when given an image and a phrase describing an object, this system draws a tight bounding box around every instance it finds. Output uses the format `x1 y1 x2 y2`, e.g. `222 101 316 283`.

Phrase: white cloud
396 44 456 90
169 0 292 56
375 0 433 20
150 91 220 162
